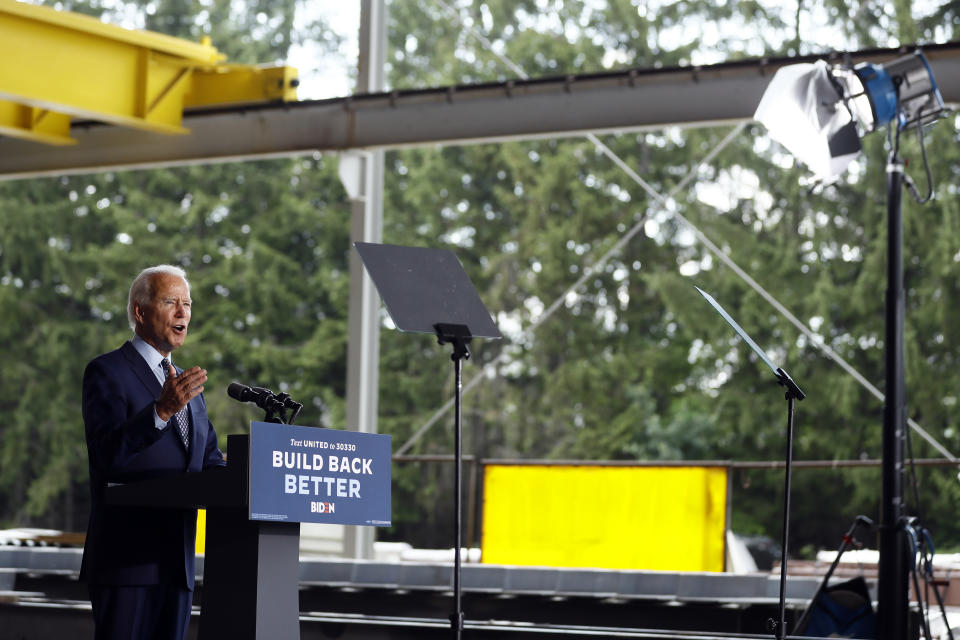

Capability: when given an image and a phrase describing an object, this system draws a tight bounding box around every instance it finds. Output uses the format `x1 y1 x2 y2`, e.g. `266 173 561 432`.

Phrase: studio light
754 48 950 640
754 50 946 180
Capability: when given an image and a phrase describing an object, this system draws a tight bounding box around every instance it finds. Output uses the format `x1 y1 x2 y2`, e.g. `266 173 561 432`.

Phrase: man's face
134 273 192 356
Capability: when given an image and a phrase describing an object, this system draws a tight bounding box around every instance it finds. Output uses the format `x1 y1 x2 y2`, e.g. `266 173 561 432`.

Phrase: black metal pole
774 394 796 640
451 352 464 640
877 151 909 640
433 323 471 640
768 368 804 640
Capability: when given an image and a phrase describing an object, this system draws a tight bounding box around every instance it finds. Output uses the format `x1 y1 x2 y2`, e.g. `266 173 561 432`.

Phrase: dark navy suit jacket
81 340 224 590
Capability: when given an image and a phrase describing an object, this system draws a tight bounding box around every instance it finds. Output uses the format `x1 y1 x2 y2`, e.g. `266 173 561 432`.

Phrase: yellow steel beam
187 65 299 108
0 0 298 146
0 0 218 134
0 100 73 145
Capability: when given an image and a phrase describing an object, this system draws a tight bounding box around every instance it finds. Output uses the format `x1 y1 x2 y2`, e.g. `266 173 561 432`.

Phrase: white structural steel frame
339 0 387 561
1 42 958 179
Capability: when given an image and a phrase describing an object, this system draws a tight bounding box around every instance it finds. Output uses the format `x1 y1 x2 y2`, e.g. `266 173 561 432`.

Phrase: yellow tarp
481 465 728 572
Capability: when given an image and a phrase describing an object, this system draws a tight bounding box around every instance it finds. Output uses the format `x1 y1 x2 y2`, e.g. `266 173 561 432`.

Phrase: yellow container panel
481 465 727 572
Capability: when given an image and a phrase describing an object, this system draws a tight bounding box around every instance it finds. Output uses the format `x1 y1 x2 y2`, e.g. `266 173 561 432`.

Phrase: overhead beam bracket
0 0 298 146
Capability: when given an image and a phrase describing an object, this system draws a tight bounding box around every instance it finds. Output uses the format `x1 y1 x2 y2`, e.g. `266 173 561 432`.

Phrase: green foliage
374 0 960 552
0 0 344 530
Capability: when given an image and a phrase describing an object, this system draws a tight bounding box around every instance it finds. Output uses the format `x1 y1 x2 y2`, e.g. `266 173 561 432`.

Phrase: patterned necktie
160 358 190 449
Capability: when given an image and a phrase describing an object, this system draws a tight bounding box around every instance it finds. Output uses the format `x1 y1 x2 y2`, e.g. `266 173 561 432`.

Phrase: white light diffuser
754 61 861 180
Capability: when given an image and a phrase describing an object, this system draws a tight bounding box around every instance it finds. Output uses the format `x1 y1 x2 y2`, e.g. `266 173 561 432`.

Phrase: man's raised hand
156 365 207 421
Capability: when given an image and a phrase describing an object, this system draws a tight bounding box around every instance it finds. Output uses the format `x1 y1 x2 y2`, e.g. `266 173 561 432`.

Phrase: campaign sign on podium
248 421 392 527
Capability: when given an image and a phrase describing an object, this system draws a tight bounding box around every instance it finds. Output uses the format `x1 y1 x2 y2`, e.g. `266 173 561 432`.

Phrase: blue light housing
850 52 945 132
853 62 898 129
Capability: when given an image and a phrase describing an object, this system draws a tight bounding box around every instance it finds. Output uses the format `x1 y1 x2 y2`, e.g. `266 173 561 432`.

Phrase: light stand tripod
877 128 910 640
753 51 948 640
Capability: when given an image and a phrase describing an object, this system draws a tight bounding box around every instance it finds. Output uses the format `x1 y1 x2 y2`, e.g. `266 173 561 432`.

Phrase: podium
106 434 301 640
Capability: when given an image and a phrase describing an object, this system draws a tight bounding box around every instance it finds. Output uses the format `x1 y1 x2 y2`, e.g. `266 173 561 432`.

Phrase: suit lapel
121 341 196 463
119 340 163 397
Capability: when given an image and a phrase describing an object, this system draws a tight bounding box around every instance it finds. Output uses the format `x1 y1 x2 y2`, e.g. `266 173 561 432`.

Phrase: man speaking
81 265 225 640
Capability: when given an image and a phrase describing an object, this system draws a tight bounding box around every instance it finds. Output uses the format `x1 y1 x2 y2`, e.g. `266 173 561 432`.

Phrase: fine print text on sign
248 421 392 527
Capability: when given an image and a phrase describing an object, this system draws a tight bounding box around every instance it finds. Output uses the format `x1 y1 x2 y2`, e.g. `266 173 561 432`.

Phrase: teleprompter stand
695 287 806 640
355 242 501 640
435 321 471 636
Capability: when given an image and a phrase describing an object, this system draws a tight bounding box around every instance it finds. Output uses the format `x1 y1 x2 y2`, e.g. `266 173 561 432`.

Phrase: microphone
227 382 274 405
227 382 303 423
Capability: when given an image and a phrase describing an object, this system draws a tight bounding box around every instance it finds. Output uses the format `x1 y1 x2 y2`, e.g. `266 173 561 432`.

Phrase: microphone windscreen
227 382 251 402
